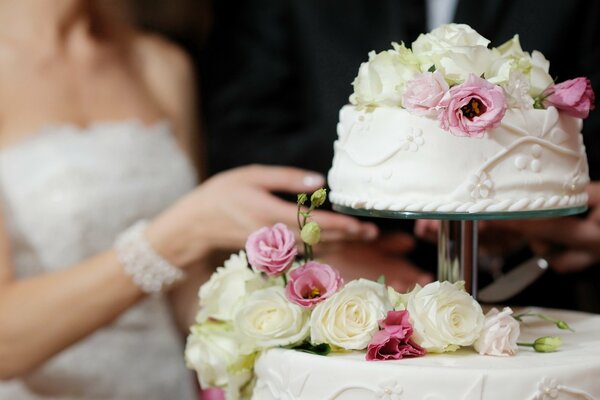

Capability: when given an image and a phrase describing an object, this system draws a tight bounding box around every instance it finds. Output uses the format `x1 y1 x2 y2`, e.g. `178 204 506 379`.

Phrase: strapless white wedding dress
0 121 198 400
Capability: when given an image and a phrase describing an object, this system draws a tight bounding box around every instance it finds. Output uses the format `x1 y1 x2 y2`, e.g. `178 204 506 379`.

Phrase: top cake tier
328 105 589 213
328 24 594 213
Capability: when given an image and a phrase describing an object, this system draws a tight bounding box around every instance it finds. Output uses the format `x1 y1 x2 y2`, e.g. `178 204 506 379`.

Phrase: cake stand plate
333 205 587 298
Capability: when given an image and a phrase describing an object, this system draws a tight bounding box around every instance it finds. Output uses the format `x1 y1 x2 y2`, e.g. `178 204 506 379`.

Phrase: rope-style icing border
329 192 588 213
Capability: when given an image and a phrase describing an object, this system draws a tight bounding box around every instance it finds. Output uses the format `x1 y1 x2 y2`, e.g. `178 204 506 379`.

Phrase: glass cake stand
333 205 587 298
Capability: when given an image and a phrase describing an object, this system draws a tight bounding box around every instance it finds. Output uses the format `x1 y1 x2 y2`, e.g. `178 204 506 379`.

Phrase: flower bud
533 336 562 353
556 320 573 331
310 188 327 208
297 193 308 205
301 222 321 246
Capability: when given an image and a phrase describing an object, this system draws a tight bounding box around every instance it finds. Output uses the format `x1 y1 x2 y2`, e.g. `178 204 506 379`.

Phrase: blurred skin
414 182 600 274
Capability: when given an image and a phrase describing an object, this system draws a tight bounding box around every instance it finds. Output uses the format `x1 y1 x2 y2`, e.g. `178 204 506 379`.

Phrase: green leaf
376 275 386 285
291 342 331 356
427 64 436 73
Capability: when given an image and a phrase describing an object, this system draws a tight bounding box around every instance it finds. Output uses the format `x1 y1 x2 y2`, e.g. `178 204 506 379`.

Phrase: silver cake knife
477 257 549 303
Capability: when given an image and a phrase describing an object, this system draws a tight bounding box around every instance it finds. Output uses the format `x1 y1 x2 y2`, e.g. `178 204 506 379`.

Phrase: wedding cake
185 24 598 400
328 25 593 213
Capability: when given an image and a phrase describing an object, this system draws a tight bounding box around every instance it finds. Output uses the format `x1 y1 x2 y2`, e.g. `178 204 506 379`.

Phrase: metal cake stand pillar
438 220 478 297
332 204 586 298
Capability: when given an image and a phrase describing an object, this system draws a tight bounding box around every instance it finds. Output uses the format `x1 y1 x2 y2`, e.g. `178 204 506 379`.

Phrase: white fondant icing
252 309 600 400
328 106 589 212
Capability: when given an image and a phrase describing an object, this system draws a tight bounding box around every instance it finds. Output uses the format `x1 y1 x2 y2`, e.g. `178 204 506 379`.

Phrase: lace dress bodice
0 121 198 400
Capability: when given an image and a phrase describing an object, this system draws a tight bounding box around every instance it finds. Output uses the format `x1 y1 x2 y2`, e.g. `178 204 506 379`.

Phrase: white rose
310 279 393 350
234 286 310 349
197 251 267 323
487 35 553 96
412 23 493 83
406 281 484 353
474 307 520 356
185 321 253 393
350 42 420 107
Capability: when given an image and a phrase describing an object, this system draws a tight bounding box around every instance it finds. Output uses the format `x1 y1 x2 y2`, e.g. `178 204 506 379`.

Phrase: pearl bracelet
115 220 185 294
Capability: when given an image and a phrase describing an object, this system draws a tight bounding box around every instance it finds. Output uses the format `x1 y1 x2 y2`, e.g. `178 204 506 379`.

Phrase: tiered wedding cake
186 24 598 400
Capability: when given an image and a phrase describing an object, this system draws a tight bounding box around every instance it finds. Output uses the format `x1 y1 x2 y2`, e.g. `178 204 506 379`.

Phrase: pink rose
543 77 595 119
366 310 425 361
285 261 343 308
473 307 520 357
245 223 297 276
403 71 449 116
438 74 507 137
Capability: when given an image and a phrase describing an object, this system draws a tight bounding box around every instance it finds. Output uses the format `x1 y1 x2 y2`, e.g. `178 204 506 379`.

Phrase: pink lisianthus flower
473 307 520 357
438 74 507 137
543 77 595 119
245 223 297 276
285 261 343 308
402 71 449 117
366 310 426 361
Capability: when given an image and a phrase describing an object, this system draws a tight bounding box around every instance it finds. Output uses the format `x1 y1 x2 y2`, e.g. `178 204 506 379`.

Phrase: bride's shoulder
130 32 195 96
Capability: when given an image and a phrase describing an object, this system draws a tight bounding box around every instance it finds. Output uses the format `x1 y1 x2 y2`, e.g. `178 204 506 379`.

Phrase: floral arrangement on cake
349 23 595 137
185 189 571 400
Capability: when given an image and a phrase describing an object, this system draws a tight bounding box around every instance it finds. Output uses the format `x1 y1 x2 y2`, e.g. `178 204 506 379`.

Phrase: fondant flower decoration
533 378 560 400
400 128 425 152
285 261 343 308
468 172 493 199
543 77 595 119
438 74 507 137
375 380 404 400
245 223 297 276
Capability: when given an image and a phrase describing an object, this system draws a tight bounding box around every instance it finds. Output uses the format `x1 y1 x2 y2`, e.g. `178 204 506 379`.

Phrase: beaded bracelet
115 220 185 294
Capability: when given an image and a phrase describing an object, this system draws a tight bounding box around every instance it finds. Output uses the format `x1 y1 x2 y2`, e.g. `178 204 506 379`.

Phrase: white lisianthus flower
474 307 520 356
196 251 268 323
487 35 553 97
310 279 393 350
234 286 310 350
349 42 420 108
185 321 254 395
528 50 554 97
412 23 493 84
502 71 534 109
405 281 484 353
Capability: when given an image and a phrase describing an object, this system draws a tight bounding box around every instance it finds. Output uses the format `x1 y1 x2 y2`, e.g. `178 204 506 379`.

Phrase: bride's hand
146 165 378 267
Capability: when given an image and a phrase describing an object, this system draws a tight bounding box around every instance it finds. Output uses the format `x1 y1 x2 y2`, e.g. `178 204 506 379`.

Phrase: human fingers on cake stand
315 232 433 292
414 219 440 243
146 164 377 267
487 183 600 273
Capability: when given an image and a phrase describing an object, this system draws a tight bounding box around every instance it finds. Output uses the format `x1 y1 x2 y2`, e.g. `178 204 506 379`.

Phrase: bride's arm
0 210 143 379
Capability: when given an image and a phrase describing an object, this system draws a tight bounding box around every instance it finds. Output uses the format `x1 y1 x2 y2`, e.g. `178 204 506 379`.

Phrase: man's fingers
549 250 596 273
586 182 600 206
375 232 416 254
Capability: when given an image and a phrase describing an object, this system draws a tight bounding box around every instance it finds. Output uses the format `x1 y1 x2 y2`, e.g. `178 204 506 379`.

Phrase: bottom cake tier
252 308 600 400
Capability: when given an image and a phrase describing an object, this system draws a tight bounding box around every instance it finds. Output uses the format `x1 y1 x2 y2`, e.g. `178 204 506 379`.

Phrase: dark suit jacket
201 0 600 312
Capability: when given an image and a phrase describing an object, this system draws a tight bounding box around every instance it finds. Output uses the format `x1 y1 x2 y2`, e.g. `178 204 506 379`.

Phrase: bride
0 1 376 398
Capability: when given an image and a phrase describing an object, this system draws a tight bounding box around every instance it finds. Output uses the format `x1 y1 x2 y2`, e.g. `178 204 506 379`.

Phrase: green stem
282 274 288 286
517 342 534 348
